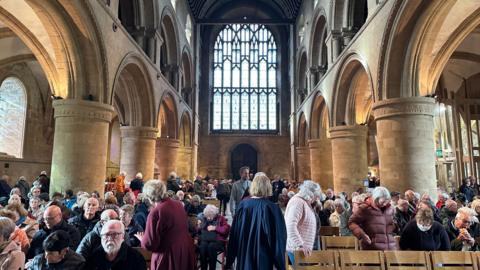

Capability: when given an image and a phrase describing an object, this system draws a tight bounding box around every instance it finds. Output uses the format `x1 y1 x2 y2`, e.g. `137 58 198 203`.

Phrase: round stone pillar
373 97 436 197
296 146 311 181
120 126 158 181
330 125 368 193
155 138 179 181
309 138 334 189
50 99 113 194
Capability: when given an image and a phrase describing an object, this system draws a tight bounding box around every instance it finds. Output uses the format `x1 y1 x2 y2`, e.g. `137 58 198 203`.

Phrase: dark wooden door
231 144 257 180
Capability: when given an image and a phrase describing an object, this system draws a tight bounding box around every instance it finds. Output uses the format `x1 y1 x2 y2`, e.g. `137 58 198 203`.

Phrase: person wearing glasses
27 205 81 259
85 220 146 270
444 207 479 251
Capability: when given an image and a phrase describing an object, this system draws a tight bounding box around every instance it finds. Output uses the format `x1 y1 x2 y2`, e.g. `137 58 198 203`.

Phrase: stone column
330 125 368 193
296 146 311 181
120 126 157 181
373 97 436 197
50 99 113 194
342 28 356 46
155 138 179 181
309 138 334 189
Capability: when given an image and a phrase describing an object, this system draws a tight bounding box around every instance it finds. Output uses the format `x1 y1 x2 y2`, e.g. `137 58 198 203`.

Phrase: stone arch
0 1 108 101
380 1 480 99
297 112 309 147
332 54 374 126
330 0 346 31
111 53 155 127
345 0 368 31
117 0 158 55
159 7 180 87
309 93 329 140
309 11 329 87
157 92 178 139
297 50 308 104
180 47 193 107
179 111 192 147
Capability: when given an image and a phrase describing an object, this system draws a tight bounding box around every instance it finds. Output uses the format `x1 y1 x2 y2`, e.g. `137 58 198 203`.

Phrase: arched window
185 15 192 44
212 24 278 132
0 77 27 158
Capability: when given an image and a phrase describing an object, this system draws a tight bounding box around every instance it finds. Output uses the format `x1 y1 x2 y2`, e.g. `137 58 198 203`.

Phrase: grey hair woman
0 217 25 269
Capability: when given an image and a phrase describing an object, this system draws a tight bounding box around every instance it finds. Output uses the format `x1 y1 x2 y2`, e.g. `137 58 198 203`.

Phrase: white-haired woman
140 180 195 270
226 173 286 270
348 186 397 250
197 204 230 270
329 198 352 236
285 180 321 263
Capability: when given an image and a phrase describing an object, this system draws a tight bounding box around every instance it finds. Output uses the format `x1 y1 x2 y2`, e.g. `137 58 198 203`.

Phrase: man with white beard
85 220 146 270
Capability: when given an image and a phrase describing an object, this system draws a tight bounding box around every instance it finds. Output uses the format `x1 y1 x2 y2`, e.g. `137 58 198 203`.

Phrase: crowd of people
0 169 479 269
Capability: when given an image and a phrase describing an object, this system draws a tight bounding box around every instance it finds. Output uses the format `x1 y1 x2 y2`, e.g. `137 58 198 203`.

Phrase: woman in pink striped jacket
284 180 321 264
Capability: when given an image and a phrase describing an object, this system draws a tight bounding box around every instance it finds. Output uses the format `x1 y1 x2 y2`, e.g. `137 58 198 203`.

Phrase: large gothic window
212 24 278 132
0 77 27 158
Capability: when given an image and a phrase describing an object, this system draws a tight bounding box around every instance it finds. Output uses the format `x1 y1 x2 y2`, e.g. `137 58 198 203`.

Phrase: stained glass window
212 24 278 132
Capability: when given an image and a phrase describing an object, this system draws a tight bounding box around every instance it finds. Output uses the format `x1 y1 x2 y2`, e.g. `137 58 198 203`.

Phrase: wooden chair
321 236 359 250
133 247 152 269
430 251 477 270
339 250 385 270
292 250 338 270
384 251 431 270
320 226 340 236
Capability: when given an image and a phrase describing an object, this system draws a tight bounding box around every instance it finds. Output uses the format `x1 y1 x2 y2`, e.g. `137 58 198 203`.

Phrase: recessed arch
159 7 180 87
333 54 374 126
157 92 178 139
179 111 192 147
309 93 330 140
297 50 308 104
297 112 309 147
180 47 193 107
112 53 155 127
309 11 329 69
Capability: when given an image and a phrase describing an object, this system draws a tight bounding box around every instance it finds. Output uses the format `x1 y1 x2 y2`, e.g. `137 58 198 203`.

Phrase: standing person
229 166 251 216
285 181 320 264
34 171 50 194
271 175 285 203
226 173 287 270
216 180 231 215
459 178 475 203
194 176 206 199
129 173 144 198
114 172 126 204
140 180 195 270
348 186 397 250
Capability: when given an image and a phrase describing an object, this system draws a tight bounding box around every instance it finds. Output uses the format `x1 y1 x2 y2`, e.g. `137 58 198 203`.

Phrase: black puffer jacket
27 220 81 259
76 221 102 261
30 248 85 270
68 212 100 239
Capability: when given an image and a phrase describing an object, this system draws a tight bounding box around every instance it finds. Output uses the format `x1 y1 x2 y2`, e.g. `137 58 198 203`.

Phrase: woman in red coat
140 180 196 270
348 186 397 250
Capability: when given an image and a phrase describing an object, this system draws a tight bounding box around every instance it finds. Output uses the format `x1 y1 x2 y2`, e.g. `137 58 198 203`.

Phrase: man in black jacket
27 205 81 259
85 220 146 270
68 197 100 238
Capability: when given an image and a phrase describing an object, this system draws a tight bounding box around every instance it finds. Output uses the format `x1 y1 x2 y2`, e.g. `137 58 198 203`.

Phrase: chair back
293 250 338 270
321 236 358 250
339 250 385 270
320 226 340 236
133 247 152 269
384 251 431 270
430 251 477 270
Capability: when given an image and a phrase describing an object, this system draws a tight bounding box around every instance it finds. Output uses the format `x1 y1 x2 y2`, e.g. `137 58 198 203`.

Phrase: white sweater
284 195 317 251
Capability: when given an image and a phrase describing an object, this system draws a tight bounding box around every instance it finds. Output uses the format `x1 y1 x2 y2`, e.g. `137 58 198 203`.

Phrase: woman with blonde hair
226 173 287 270
140 180 195 270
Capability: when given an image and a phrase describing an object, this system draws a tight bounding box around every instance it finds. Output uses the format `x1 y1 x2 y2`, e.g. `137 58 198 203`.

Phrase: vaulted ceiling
187 0 303 20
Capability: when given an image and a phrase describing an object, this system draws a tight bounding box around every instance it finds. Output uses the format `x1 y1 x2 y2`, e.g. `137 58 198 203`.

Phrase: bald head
44 206 62 229
100 209 118 221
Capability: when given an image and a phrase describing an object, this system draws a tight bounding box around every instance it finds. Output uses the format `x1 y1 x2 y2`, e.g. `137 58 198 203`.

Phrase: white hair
333 198 345 207
135 172 143 179
372 186 391 203
457 207 478 223
297 180 322 201
471 199 480 212
203 204 219 217
120 171 126 176
101 219 125 235
287 191 295 198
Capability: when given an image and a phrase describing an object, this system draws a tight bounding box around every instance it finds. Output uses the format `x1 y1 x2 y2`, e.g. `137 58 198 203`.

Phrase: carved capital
329 125 368 139
53 99 113 123
155 138 180 148
373 97 435 120
120 126 158 139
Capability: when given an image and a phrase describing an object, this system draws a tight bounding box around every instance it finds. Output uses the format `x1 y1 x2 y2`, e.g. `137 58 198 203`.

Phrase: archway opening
231 144 258 180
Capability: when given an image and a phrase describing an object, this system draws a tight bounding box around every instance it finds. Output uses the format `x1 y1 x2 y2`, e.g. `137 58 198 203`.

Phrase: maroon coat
348 198 397 250
141 198 196 270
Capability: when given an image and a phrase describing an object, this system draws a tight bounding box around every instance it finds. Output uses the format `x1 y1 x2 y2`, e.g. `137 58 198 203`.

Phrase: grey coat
229 179 251 215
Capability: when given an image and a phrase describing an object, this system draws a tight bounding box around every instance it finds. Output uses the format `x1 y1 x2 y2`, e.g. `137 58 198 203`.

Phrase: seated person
444 207 478 251
85 220 146 270
185 195 206 217
29 230 85 269
400 207 450 251
197 205 230 270
120 204 143 247
329 198 352 236
68 197 101 239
